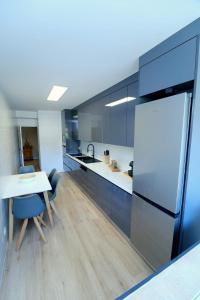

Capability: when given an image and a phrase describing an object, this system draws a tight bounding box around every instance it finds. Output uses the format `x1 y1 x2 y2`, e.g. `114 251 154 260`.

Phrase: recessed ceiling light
105 97 136 107
47 85 68 101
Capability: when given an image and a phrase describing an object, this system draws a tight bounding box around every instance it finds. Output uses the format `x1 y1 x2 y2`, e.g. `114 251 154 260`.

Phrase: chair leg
33 217 47 242
50 202 60 218
37 216 47 227
16 219 28 250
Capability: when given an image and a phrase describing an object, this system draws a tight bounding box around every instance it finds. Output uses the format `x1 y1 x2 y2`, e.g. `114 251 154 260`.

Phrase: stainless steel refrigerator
131 92 191 270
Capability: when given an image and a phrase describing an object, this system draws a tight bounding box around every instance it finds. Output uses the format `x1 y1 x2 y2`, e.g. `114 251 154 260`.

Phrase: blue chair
48 168 57 184
12 194 47 249
46 173 61 218
19 165 35 174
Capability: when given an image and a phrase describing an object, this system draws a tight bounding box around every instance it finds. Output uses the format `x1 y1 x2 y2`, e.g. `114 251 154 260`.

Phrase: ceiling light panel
47 85 68 101
105 97 136 107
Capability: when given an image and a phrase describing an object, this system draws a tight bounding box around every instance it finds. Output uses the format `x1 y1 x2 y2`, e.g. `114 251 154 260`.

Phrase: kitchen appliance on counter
131 92 191 270
103 150 110 164
128 161 134 177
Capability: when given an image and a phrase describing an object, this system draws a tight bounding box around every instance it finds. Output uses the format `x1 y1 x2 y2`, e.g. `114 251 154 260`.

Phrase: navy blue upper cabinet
90 100 103 143
127 82 138 147
139 37 197 96
107 87 127 146
102 97 111 144
78 104 92 141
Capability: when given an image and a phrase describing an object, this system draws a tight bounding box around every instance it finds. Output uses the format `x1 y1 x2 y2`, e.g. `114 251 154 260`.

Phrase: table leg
9 198 14 243
43 191 53 226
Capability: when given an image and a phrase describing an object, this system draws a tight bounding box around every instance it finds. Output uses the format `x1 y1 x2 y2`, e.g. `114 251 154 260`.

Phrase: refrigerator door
131 193 178 270
133 93 190 214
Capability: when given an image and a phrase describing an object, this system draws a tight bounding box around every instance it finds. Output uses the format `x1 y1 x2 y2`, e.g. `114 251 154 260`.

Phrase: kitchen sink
75 155 101 164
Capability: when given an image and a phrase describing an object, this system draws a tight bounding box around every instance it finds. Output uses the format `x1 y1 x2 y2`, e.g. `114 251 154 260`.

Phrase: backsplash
80 141 134 171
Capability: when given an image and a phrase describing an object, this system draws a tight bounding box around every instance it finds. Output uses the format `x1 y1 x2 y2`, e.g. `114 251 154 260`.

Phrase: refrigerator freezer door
133 93 190 214
131 193 178 270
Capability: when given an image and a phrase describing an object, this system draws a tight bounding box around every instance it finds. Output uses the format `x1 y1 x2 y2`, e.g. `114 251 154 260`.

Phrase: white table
1 171 52 242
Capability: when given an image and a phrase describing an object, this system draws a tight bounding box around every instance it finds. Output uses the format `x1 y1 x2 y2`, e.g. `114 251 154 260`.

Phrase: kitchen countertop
65 153 133 194
117 242 200 300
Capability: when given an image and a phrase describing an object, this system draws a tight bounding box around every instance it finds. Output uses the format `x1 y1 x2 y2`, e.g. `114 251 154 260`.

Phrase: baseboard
0 238 8 290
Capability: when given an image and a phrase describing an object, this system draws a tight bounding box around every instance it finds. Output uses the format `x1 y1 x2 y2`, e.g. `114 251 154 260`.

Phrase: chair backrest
12 194 45 219
51 173 60 197
19 165 35 174
48 168 57 184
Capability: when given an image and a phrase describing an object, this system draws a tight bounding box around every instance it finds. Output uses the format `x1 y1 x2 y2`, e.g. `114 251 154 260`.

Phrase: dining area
1 166 60 250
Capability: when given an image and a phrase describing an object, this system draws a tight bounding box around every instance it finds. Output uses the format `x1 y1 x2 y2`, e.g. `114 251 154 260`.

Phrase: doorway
18 126 40 171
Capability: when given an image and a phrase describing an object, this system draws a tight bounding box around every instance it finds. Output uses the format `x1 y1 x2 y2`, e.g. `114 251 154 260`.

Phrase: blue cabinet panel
106 87 127 146
102 97 111 144
90 100 103 143
127 82 138 147
139 38 197 96
110 186 132 237
63 156 80 171
68 159 132 237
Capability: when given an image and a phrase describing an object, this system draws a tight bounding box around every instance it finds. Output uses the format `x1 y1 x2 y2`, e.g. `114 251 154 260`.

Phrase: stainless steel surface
75 156 101 164
133 93 190 214
131 193 177 270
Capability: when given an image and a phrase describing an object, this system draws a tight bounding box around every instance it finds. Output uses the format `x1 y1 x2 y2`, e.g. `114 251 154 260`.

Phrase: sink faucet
87 143 95 159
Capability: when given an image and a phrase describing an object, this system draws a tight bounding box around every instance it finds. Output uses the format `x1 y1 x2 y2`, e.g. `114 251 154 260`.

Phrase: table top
0 171 52 199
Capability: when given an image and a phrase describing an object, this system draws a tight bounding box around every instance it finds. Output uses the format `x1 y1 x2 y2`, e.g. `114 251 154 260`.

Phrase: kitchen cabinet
78 104 92 142
63 155 80 171
65 158 132 237
102 97 111 144
78 101 103 143
90 100 103 143
139 37 197 96
103 87 127 146
109 88 127 146
127 82 138 147
77 76 139 147
111 186 132 237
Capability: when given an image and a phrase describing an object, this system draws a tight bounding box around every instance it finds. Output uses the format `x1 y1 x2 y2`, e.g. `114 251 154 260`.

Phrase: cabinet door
107 87 127 146
127 82 138 147
78 105 92 142
90 100 103 143
139 37 196 96
110 186 132 237
63 156 80 171
102 97 111 144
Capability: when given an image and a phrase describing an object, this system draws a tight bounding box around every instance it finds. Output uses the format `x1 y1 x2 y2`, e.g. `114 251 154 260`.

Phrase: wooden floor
1 173 152 300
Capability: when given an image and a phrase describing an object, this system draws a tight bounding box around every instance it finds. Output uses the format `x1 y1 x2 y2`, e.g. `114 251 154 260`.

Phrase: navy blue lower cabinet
139 37 197 96
63 156 80 172
69 165 132 237
110 186 132 237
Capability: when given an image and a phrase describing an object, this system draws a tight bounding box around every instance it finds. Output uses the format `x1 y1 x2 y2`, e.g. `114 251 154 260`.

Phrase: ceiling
0 0 200 111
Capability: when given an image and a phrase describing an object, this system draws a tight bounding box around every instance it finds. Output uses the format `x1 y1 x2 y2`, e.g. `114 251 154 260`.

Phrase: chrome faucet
87 143 95 159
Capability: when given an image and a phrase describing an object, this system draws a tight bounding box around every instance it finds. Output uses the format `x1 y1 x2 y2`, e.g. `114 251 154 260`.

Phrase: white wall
81 141 134 172
0 91 19 286
38 111 63 173
14 110 38 127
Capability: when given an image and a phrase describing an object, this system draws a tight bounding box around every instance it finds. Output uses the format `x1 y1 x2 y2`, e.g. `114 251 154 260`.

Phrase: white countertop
66 154 133 194
0 171 52 199
121 243 200 300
